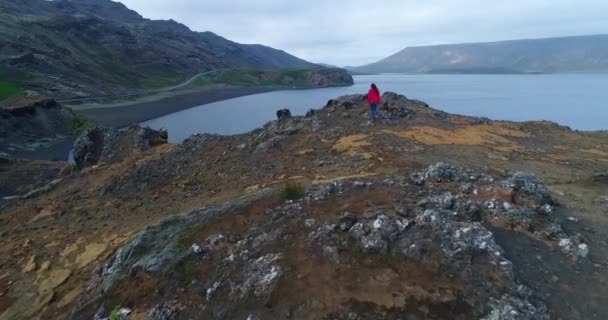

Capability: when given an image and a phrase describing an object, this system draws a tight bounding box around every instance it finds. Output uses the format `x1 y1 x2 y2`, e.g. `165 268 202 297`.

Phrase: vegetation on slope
0 0 318 99
193 68 353 88
0 78 21 100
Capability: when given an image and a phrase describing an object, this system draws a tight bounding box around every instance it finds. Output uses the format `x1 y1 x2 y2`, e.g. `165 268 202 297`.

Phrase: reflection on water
142 74 608 142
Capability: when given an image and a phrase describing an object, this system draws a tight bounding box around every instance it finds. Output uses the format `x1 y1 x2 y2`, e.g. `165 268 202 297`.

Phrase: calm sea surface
142 74 608 142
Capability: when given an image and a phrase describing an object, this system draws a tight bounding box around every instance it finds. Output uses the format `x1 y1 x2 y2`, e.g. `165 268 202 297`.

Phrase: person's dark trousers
370 102 378 121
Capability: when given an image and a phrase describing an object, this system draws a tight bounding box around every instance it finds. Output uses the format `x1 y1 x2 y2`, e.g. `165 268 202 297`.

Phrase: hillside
353 35 608 74
1 93 607 319
0 0 320 99
193 68 354 88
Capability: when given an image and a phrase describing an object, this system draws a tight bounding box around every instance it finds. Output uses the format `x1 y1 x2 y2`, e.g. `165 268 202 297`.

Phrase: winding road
58 70 221 103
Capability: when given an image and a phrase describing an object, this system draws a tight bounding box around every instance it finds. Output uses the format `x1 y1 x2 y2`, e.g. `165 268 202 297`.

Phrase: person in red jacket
367 83 381 122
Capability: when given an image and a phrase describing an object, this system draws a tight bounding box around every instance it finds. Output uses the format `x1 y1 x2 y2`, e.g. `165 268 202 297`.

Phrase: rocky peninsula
0 93 607 319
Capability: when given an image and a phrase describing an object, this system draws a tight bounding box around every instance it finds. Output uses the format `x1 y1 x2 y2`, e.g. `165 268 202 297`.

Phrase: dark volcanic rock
73 125 167 169
276 108 292 120
73 126 117 169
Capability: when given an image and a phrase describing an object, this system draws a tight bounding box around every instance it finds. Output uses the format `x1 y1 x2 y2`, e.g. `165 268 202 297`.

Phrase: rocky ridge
70 162 577 319
0 93 607 319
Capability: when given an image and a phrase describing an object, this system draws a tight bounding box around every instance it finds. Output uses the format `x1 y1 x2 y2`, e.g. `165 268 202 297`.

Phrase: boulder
410 162 471 185
73 126 117 170
276 108 292 120
500 171 556 206
73 125 168 169
145 304 177 320
131 126 168 149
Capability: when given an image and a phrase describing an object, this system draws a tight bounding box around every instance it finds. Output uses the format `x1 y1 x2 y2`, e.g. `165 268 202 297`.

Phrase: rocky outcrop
303 68 354 87
275 108 292 120
0 97 93 158
69 162 591 319
73 125 167 169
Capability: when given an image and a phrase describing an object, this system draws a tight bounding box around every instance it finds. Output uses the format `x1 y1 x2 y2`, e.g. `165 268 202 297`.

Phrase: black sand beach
73 86 278 128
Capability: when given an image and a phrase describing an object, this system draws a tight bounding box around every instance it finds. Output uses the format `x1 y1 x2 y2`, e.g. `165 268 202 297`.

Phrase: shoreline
72 86 281 128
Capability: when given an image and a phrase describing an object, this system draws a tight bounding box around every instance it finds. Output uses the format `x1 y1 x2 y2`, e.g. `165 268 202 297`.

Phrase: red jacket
367 88 381 105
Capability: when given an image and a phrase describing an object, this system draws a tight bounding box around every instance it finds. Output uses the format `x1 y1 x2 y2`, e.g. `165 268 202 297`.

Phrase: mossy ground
0 79 22 100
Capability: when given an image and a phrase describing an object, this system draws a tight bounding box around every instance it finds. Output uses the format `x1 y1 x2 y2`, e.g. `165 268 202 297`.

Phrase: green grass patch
283 182 306 201
0 79 22 100
67 115 96 133
193 68 316 89
109 306 121 320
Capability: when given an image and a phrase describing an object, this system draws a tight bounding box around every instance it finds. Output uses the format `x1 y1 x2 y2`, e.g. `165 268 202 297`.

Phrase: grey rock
500 171 555 206
360 232 388 254
91 188 279 295
483 286 549 320
372 214 395 237
307 182 343 200
304 218 316 228
349 222 368 239
417 192 455 209
323 246 340 263
73 125 167 169
191 243 203 254
73 126 117 169
339 212 357 231
410 162 471 185
254 136 285 153
484 200 536 230
232 253 283 299
145 303 177 320
132 126 168 150
207 234 226 245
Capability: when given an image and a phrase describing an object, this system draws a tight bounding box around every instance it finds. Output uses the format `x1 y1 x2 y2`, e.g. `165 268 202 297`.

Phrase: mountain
352 35 608 74
0 0 319 99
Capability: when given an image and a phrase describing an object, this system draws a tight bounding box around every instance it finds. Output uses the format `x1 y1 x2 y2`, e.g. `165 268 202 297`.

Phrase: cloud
117 0 608 66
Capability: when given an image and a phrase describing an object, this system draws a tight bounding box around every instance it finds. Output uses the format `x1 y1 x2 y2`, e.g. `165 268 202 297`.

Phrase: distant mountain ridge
0 0 320 99
352 35 608 74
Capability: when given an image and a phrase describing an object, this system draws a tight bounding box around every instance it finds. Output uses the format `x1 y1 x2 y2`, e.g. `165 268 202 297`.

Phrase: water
142 74 608 142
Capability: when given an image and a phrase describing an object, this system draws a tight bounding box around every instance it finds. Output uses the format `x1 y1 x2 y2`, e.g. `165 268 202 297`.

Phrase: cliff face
1 93 608 319
353 35 608 74
0 0 319 99
303 68 355 87
0 96 93 159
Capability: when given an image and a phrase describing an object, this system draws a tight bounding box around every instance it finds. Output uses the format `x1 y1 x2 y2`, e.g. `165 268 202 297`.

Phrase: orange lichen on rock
332 134 373 153
381 123 529 147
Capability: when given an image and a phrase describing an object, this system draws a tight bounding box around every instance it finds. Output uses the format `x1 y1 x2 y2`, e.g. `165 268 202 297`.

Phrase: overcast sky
118 0 608 66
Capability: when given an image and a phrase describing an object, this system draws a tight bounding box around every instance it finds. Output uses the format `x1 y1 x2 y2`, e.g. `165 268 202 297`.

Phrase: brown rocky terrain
0 93 607 319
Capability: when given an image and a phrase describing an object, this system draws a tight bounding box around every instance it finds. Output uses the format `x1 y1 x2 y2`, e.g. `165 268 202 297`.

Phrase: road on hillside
58 70 222 103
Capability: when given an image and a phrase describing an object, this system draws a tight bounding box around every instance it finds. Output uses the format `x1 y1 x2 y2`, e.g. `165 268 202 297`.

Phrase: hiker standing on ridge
367 83 381 123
